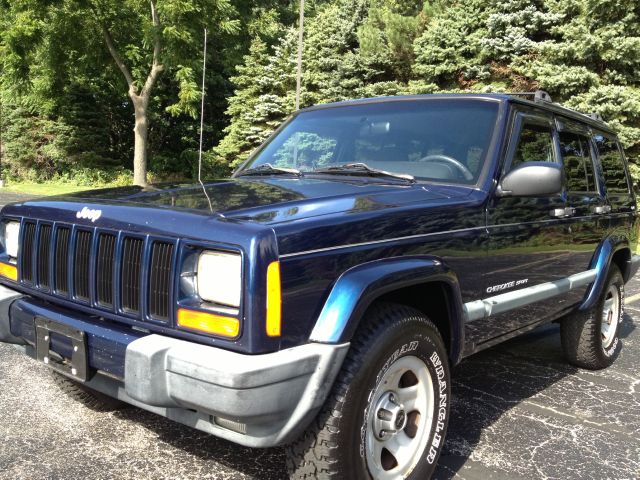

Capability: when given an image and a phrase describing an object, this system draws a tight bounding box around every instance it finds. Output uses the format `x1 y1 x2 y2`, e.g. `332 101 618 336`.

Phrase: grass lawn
2 182 102 196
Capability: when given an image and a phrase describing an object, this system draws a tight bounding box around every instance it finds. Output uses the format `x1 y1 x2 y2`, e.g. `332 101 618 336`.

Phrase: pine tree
412 1 491 89
212 32 297 170
514 0 640 164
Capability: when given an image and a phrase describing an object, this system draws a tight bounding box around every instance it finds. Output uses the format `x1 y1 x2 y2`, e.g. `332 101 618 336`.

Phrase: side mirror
497 162 562 197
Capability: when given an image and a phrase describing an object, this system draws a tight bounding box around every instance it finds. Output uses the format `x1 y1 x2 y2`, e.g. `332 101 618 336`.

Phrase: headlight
3 222 20 258
197 251 242 307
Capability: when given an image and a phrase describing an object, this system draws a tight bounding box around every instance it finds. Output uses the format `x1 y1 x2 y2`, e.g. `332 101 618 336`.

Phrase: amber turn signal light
177 308 240 338
266 261 282 337
0 262 18 281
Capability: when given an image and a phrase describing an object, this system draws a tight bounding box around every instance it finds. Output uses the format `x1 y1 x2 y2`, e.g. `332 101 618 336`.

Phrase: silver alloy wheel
365 355 435 479
601 285 621 349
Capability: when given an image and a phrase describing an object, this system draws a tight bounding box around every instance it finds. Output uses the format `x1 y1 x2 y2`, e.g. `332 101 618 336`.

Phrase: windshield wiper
312 163 416 183
237 163 302 177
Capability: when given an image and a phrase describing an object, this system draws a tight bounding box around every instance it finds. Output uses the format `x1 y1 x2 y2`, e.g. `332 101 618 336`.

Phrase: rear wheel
286 303 450 479
561 264 624 369
51 372 127 412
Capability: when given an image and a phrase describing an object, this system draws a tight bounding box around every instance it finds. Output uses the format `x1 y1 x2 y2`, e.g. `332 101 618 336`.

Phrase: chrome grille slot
54 227 70 294
37 224 52 289
74 230 92 301
21 222 36 283
121 237 144 314
96 233 116 307
149 241 174 321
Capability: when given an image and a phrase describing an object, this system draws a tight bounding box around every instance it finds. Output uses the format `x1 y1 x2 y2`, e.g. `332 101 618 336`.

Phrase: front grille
121 237 144 314
149 241 174 320
16 221 175 324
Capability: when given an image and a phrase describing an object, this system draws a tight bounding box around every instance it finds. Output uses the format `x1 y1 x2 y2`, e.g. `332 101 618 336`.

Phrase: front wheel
286 303 450 480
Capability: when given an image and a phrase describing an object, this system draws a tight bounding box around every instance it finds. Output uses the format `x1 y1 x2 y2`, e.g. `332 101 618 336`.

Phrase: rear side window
594 134 629 194
510 120 555 170
559 130 596 192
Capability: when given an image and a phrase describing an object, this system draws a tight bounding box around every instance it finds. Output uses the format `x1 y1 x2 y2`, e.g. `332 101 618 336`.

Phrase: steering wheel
417 154 474 181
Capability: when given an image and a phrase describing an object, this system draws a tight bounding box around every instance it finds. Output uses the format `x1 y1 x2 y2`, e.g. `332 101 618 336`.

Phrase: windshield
240 98 500 184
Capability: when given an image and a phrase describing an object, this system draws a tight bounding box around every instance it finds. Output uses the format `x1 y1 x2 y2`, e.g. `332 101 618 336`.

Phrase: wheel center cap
373 391 406 441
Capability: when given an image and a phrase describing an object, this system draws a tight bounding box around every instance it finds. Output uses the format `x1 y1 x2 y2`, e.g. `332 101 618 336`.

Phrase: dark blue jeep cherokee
0 92 638 479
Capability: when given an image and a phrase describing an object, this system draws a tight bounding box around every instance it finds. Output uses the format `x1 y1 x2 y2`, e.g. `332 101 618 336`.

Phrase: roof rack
585 112 604 122
504 90 607 123
505 90 553 103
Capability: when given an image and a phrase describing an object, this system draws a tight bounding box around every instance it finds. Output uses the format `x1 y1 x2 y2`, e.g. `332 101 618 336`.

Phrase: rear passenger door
556 118 606 304
594 132 635 214
593 131 637 249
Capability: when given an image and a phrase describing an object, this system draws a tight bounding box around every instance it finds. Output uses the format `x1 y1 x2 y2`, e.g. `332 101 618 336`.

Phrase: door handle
549 207 575 218
592 205 611 214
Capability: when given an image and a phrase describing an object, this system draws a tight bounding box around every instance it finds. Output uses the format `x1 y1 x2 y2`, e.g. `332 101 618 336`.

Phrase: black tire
286 303 450 480
51 371 128 412
561 264 624 369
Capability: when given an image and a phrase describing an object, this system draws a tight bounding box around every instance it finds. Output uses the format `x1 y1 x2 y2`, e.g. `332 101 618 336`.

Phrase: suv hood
28 177 473 225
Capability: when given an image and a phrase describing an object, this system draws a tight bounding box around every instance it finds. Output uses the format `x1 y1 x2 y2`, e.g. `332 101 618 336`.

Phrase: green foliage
0 0 270 183
217 0 640 181
2 0 640 184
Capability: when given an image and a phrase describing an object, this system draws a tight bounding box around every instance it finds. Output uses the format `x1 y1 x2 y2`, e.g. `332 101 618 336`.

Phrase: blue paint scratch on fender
309 256 465 363
580 240 613 311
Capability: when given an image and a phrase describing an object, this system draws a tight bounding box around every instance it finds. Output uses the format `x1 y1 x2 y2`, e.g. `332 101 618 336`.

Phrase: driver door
470 108 573 345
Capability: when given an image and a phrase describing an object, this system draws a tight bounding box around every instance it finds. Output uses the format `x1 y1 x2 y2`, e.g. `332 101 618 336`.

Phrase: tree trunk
131 94 149 187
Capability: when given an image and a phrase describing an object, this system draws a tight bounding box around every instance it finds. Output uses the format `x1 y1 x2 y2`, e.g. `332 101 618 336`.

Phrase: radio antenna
295 0 305 110
198 28 213 211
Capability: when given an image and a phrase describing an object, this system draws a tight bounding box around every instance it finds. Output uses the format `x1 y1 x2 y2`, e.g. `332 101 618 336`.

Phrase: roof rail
503 90 607 124
505 90 553 103
585 112 604 122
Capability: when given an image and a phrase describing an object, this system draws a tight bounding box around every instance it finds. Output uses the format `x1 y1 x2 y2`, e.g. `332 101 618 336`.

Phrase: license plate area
35 317 90 382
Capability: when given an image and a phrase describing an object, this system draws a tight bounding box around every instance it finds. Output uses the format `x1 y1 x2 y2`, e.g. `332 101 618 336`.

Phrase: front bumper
0 286 349 447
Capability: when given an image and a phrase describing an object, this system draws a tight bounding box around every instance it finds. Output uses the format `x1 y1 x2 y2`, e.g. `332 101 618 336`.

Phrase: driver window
510 120 555 170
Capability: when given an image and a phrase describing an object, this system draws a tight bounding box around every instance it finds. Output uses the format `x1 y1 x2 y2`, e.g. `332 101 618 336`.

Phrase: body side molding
463 237 634 321
464 269 597 322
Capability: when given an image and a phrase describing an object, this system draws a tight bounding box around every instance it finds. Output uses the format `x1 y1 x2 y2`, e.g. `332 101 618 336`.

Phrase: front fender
309 256 465 363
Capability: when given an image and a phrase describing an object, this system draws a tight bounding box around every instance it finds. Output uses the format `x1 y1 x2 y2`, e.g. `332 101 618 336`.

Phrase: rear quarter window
594 133 630 194
558 129 596 193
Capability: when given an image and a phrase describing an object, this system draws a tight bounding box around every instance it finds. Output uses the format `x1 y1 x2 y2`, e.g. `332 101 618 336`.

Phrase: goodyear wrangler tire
286 303 450 480
561 264 624 370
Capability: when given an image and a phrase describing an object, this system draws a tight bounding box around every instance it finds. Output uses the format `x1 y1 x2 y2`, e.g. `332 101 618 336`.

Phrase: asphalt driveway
0 192 638 479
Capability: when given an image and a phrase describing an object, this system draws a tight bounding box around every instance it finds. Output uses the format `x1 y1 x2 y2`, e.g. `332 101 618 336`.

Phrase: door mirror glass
497 162 562 197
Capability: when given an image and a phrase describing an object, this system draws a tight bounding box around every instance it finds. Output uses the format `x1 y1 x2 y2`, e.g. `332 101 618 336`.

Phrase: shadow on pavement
434 315 636 479
111 407 289 479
